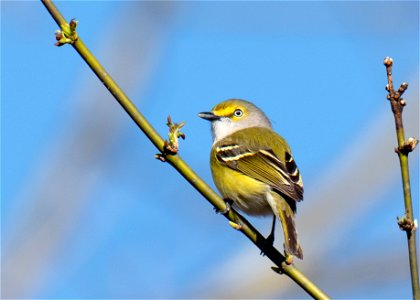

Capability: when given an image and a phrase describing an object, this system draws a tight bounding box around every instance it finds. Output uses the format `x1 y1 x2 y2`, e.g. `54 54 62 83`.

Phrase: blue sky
2 1 419 299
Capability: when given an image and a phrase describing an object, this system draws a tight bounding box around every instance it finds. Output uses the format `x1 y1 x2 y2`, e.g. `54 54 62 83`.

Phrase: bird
198 99 303 259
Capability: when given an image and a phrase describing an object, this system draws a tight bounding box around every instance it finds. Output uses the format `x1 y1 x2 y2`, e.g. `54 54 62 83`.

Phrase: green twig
155 116 186 162
40 1 330 298
384 57 419 299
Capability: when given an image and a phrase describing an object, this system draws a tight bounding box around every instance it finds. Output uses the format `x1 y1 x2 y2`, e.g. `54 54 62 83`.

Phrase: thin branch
383 57 420 299
40 1 330 298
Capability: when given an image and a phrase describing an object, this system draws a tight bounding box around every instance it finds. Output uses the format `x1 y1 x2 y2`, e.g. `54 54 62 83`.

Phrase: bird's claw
260 232 275 256
214 199 232 215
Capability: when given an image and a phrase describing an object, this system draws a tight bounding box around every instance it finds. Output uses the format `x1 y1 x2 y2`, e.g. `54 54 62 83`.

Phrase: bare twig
40 0 330 298
383 56 419 299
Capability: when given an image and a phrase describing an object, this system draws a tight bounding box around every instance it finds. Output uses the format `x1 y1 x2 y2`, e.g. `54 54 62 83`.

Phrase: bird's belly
213 169 272 216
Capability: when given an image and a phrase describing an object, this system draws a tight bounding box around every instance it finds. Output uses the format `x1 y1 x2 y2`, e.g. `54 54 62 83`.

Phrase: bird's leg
260 214 276 256
266 214 276 246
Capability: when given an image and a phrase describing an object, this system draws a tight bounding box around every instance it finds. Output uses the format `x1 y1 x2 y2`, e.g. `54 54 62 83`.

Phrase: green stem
397 139 420 300
40 1 330 298
386 58 420 299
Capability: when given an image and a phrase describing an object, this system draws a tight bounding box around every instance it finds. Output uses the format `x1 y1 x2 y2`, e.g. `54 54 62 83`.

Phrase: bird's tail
268 192 303 259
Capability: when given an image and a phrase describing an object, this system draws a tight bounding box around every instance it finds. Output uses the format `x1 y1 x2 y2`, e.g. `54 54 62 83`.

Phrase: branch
40 1 330 298
383 57 420 299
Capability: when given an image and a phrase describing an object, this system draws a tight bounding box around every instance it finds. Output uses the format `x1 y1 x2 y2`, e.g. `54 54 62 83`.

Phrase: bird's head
198 99 272 143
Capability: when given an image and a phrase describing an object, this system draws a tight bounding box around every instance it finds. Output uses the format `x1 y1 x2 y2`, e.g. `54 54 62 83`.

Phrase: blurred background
2 1 419 299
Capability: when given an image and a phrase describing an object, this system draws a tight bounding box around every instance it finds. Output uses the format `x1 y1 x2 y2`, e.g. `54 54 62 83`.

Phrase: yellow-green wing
215 128 303 203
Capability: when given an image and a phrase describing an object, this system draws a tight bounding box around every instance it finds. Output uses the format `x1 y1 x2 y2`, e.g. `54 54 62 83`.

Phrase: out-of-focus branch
383 57 419 299
40 0 330 298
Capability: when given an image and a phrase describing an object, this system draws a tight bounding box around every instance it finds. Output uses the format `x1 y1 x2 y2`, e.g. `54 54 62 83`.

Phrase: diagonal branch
40 1 330 298
383 57 420 299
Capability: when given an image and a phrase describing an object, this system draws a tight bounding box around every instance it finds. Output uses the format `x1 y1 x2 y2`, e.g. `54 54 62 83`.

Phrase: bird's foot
214 199 233 215
260 233 275 256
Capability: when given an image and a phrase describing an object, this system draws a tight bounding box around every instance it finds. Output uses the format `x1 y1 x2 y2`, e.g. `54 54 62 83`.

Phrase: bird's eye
233 109 243 117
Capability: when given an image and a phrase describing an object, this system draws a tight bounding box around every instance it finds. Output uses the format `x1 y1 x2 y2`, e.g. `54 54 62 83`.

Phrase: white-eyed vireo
199 99 303 259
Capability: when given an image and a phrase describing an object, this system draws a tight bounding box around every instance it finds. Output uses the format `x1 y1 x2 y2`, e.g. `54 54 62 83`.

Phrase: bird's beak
198 111 220 121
